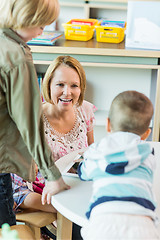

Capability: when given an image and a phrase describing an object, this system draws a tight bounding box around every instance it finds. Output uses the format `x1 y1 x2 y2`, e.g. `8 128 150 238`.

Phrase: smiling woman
42 56 97 161
41 56 97 239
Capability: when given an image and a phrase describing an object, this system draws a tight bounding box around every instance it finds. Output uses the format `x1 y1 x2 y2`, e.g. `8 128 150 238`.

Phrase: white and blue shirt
78 132 156 220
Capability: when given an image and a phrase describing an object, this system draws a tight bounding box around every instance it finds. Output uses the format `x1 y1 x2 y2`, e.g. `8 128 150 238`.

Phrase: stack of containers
62 19 126 43
95 20 126 43
62 19 98 41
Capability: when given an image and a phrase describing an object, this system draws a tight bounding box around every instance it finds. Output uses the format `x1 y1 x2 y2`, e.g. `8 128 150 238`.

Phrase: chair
16 209 57 240
0 224 36 240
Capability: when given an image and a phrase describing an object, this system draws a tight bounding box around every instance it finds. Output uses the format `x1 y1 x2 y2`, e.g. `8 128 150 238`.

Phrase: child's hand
74 154 84 163
41 177 70 205
13 201 17 211
68 167 77 174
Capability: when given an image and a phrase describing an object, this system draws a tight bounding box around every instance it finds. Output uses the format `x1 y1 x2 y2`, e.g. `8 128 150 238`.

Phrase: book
101 20 126 28
70 20 94 26
55 148 86 175
27 31 63 46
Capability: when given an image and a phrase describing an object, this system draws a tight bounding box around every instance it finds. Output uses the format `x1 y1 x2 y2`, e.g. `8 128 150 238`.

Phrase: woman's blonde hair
43 56 86 106
0 0 59 29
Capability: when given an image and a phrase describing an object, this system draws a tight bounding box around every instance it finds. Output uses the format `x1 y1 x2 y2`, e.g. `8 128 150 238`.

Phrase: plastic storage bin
95 20 126 43
62 19 98 41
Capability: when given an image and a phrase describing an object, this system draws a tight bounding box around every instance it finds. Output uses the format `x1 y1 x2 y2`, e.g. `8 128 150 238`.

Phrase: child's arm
13 201 17 211
67 154 84 174
77 158 95 181
77 144 99 181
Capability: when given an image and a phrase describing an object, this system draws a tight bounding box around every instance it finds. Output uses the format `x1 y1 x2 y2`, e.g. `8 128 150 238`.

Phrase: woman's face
50 65 81 111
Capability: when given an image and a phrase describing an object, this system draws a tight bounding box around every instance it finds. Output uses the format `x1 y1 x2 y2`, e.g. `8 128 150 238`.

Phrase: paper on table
55 148 86 174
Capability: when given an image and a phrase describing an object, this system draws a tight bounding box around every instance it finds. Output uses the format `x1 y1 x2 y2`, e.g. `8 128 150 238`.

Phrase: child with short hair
78 91 159 239
0 0 69 227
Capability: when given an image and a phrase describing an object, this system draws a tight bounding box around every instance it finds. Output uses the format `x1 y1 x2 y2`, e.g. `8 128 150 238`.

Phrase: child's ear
141 128 151 140
106 118 111 133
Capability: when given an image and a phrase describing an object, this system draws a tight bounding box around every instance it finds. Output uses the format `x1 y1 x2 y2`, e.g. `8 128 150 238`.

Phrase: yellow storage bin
95 20 126 43
62 19 98 41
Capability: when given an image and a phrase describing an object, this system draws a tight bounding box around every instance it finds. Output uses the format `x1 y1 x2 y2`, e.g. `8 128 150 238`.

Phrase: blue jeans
0 173 16 227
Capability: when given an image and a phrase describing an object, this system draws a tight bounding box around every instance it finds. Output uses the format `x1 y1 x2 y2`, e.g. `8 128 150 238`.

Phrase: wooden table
52 141 160 240
52 174 92 240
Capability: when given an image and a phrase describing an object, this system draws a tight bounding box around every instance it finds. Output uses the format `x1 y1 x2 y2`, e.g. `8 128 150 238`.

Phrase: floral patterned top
11 101 96 208
43 100 97 162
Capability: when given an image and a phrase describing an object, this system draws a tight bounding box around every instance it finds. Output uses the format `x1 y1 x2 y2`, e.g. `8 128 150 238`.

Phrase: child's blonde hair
108 90 153 136
43 56 86 106
0 0 59 29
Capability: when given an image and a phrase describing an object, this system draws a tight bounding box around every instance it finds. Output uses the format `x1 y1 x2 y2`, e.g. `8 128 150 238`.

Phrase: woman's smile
50 65 81 110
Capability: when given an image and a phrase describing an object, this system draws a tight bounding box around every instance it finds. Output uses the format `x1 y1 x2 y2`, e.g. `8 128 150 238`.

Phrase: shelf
30 38 160 58
33 60 160 70
32 36 160 141
58 0 128 31
89 4 127 10
89 0 127 2
60 3 86 7
88 2 127 10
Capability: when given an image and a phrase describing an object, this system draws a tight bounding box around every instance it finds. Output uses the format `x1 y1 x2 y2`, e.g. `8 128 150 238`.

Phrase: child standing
11 55 97 212
12 55 97 239
0 0 69 227
78 91 159 239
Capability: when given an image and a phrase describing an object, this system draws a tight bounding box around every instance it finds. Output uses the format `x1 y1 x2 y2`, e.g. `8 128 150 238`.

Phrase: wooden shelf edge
30 46 160 58
89 4 127 10
60 3 86 7
34 60 160 70
89 0 127 2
